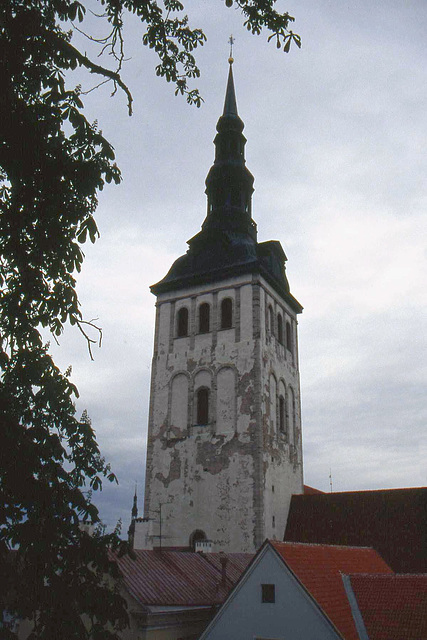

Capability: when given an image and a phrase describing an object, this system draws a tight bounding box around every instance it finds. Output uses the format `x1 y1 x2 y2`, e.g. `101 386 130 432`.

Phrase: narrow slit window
277 313 283 344
196 388 209 425
199 303 210 333
268 305 274 336
221 298 233 329
279 396 285 433
286 321 292 351
177 307 189 337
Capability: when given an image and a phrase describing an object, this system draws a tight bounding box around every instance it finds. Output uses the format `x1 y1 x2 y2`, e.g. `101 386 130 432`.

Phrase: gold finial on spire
228 35 234 64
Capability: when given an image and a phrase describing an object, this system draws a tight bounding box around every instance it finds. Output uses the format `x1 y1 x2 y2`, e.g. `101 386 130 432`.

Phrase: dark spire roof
150 62 302 313
202 59 254 239
223 63 238 117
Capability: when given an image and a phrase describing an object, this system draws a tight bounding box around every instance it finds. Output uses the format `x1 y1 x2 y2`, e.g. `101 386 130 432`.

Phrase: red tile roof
115 549 253 607
285 487 427 573
271 541 393 640
348 573 427 640
304 484 325 494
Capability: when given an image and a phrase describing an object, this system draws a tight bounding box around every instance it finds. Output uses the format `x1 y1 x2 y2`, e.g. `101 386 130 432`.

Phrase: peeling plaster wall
260 277 304 543
140 273 303 553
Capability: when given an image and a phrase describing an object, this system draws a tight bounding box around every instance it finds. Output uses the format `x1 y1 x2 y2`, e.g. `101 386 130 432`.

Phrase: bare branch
75 318 103 360
80 78 112 95
54 34 133 115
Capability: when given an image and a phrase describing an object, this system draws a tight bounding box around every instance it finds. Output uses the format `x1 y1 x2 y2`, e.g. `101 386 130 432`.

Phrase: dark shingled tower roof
151 61 302 314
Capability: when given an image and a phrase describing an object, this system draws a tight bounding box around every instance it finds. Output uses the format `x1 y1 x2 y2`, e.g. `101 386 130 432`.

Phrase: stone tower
135 62 304 553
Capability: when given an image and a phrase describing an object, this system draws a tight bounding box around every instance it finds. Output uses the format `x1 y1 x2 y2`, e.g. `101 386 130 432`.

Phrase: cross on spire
228 35 234 64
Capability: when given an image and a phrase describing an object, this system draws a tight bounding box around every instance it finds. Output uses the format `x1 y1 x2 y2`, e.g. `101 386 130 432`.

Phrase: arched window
196 388 209 425
220 298 233 329
286 321 292 351
199 303 210 333
277 313 283 344
288 386 295 445
268 305 274 336
177 307 189 337
189 529 207 551
279 395 285 434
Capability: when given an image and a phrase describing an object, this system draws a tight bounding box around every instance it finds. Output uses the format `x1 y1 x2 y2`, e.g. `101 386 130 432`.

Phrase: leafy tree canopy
0 0 299 637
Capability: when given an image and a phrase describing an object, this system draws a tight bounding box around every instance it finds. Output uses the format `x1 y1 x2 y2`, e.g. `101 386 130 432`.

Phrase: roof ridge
272 540 377 551
296 486 426 495
349 572 427 578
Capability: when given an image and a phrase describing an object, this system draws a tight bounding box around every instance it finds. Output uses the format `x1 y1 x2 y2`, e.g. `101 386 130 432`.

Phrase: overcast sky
49 0 427 532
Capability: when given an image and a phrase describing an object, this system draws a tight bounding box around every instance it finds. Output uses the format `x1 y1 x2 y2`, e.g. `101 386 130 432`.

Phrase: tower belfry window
277 313 284 344
268 305 274 336
177 307 189 337
286 321 292 351
220 298 233 329
199 303 210 333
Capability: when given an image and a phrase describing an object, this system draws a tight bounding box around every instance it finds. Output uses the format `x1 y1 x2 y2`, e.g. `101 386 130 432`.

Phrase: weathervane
228 34 234 64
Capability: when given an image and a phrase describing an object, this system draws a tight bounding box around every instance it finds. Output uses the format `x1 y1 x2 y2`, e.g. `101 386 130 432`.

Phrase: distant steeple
131 485 138 519
128 485 138 549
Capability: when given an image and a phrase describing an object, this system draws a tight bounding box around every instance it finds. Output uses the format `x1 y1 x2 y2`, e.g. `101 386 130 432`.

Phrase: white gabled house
199 540 344 640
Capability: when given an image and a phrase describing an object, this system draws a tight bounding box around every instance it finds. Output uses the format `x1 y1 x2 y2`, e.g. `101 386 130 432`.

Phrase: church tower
136 61 304 553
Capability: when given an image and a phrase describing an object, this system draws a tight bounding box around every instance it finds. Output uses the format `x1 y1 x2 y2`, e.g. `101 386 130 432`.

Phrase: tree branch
56 36 133 115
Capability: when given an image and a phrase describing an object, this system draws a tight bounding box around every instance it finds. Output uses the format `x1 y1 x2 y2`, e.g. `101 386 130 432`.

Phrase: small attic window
261 584 275 603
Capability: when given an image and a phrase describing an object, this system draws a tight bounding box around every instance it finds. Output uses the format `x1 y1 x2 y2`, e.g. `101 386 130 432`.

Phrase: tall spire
223 40 238 117
131 484 138 519
201 53 256 241
223 64 238 117
128 484 139 549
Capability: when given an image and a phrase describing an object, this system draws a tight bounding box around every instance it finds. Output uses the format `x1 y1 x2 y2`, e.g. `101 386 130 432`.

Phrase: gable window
199 303 210 333
286 320 292 351
279 395 285 434
177 307 189 337
196 388 209 425
220 297 233 329
277 313 283 344
261 584 275 603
